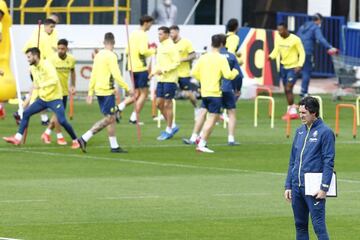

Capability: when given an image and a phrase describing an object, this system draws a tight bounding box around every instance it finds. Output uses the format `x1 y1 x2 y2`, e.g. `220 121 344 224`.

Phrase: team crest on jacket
313 130 318 138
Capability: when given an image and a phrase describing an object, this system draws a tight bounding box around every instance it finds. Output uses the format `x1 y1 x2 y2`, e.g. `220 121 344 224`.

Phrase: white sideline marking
101 195 160 200
0 143 226 151
0 148 281 175
0 238 23 240
0 148 359 185
1 190 360 206
214 193 272 197
0 199 47 203
0 139 358 151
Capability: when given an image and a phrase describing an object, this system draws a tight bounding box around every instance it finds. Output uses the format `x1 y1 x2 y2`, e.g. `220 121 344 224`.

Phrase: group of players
2 12 336 153
2 14 243 153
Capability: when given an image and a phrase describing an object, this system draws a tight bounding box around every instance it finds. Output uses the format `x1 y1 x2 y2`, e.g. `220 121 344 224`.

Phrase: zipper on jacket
298 125 312 187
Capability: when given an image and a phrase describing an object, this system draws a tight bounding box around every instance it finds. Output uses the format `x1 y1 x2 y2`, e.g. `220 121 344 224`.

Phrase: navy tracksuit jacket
285 118 335 240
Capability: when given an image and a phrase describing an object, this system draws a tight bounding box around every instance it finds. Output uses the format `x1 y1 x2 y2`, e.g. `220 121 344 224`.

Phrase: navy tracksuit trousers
18 98 77 140
291 186 329 240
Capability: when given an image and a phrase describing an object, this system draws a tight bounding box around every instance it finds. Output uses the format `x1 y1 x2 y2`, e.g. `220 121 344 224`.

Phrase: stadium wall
11 24 225 93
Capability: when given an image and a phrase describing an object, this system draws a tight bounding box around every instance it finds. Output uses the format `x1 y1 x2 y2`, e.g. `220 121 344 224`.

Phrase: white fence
11 24 225 92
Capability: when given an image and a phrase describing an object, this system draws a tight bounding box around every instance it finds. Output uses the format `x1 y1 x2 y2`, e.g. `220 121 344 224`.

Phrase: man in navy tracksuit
220 34 242 145
296 13 337 97
284 96 335 240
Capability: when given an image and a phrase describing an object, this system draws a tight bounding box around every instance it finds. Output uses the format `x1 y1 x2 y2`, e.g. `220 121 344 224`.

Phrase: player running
77 33 131 153
183 34 239 153
269 22 305 120
116 15 156 125
3 47 80 148
22 17 58 125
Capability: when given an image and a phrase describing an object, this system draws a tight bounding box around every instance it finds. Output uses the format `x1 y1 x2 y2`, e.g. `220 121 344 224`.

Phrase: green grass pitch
0 94 359 239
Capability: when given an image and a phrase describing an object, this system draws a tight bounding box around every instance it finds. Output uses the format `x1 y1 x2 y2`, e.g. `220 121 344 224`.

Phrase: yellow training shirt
49 53 76 96
225 32 240 54
30 59 63 102
88 49 129 96
191 51 238 97
153 38 180 83
23 26 58 60
127 29 155 72
174 38 195 78
269 33 305 69
226 31 243 64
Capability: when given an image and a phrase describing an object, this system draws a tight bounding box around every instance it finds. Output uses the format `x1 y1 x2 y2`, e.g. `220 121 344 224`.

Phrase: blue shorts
133 71 149 89
62 96 68 109
178 77 192 90
97 95 116 115
156 82 177 99
201 97 222 114
280 67 298 85
222 91 236 109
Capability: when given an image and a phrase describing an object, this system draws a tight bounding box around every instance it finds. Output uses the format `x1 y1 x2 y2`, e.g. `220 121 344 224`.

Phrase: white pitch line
0 199 47 203
214 192 273 197
0 139 358 151
2 190 360 206
100 195 160 200
0 143 227 151
0 148 278 176
0 238 23 240
0 148 359 185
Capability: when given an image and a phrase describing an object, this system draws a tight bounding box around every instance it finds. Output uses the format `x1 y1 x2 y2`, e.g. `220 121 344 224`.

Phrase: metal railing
13 0 131 24
343 26 360 58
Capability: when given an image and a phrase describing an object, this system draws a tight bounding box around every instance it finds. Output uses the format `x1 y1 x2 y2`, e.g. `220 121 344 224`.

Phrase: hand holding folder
304 172 337 197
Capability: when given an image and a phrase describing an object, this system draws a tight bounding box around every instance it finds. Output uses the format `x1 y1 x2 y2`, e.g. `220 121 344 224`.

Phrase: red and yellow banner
239 28 279 86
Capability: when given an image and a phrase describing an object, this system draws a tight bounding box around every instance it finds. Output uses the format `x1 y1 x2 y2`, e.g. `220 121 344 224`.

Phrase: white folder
304 172 337 197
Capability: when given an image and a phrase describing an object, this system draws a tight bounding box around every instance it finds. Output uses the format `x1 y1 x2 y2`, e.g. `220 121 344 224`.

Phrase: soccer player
169 25 199 118
225 18 242 63
23 17 58 125
219 34 242 145
184 34 239 153
269 22 305 120
40 39 76 145
117 15 156 124
24 18 58 61
3 47 79 148
149 26 180 140
225 18 239 54
78 33 131 153
297 13 337 97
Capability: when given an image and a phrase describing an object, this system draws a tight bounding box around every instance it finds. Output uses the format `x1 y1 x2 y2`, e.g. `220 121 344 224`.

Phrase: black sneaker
129 119 144 125
228 141 240 146
77 137 87 153
111 147 128 153
182 138 195 145
41 120 50 126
